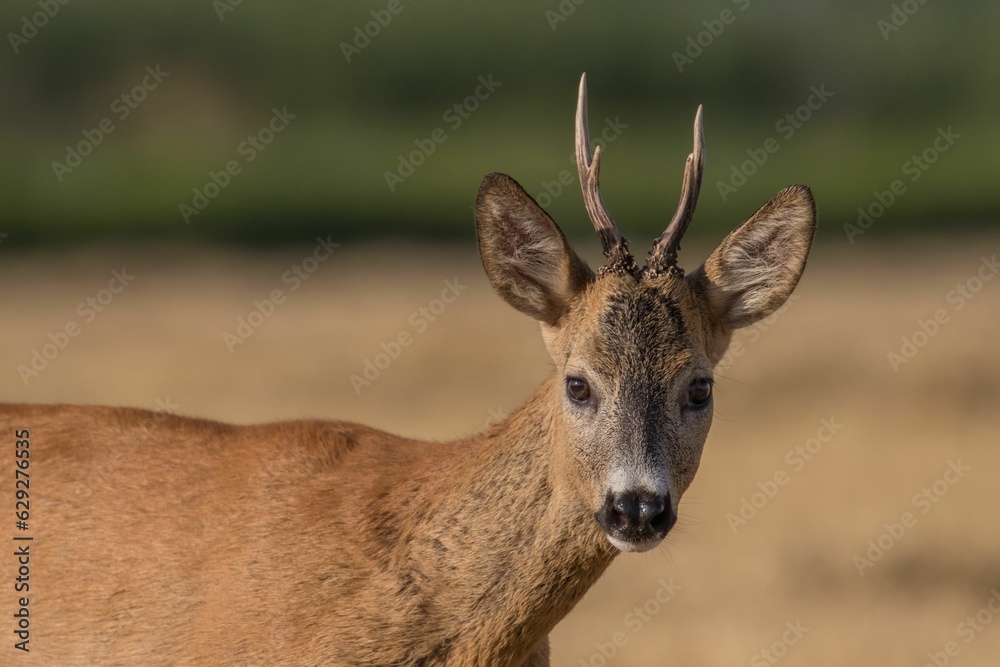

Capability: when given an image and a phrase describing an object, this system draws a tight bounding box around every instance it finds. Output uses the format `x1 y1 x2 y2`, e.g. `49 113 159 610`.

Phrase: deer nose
601 490 676 537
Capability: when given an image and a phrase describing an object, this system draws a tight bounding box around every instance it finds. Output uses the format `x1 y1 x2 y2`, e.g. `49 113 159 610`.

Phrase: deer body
1 75 815 665
5 380 604 666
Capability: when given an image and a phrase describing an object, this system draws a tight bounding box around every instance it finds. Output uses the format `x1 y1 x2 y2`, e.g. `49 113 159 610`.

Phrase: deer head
475 74 815 553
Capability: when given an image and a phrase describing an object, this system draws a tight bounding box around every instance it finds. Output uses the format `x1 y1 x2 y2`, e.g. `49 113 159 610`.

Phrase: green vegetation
1 1 997 245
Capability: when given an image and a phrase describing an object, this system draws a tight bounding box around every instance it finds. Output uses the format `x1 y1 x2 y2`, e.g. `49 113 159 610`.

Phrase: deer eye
566 377 591 403
688 378 713 409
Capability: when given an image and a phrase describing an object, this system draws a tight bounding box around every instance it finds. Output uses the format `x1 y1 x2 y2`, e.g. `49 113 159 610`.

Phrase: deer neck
416 373 618 663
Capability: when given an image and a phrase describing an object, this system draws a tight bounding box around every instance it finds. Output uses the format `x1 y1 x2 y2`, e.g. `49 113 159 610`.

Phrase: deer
1 74 815 666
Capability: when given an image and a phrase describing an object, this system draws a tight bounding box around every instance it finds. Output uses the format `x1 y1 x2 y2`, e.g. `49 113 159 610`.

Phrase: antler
575 74 636 275
646 105 705 277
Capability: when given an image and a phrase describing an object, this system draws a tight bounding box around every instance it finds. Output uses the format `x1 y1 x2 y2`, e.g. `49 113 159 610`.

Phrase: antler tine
647 105 705 277
575 74 635 275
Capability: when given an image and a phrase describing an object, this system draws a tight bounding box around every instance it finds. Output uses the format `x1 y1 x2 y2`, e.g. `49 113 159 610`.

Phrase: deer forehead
557 274 708 384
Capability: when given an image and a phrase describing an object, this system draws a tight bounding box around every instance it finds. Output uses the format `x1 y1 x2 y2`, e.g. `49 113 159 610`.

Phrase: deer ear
476 172 593 325
689 184 815 338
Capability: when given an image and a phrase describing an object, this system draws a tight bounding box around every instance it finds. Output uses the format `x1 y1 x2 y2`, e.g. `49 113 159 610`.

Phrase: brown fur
0 173 814 665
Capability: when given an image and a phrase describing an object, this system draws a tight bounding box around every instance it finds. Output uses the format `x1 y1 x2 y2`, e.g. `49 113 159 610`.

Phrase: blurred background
1 1 998 665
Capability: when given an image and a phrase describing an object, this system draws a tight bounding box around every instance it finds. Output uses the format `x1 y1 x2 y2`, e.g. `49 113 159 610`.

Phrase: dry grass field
1 236 998 666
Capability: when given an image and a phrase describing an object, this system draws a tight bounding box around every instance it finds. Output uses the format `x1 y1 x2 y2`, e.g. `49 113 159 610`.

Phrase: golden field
1 236 998 666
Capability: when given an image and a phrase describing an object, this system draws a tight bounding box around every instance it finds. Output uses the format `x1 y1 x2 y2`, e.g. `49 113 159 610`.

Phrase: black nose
597 490 676 541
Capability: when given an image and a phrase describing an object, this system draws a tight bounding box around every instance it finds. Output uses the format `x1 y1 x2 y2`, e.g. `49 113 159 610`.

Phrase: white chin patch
607 534 663 553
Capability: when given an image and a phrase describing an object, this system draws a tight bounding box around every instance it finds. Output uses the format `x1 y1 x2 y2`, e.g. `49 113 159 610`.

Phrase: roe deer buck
1 74 815 666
